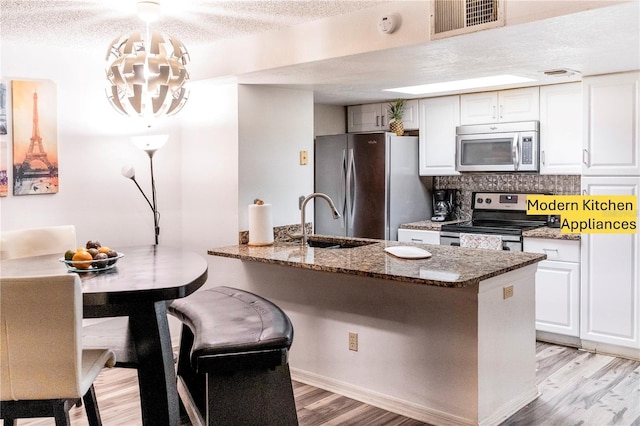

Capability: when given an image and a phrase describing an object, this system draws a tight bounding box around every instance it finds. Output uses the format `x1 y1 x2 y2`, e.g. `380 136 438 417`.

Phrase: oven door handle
512 135 520 171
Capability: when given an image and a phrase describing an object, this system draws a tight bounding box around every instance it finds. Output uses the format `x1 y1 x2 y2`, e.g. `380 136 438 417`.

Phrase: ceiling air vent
431 0 504 40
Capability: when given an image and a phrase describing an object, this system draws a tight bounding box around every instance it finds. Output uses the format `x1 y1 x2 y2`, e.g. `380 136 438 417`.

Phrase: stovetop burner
441 220 545 236
441 192 548 236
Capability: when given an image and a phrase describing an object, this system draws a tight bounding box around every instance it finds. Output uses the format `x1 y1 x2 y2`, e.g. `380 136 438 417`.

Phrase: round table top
1 245 209 308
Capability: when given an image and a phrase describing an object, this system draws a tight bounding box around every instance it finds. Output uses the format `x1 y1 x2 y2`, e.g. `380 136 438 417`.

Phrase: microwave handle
512 135 520 171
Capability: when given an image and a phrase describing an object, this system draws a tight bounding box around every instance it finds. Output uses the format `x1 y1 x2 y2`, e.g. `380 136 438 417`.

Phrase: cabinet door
347 104 383 133
460 87 539 124
498 87 540 123
534 260 580 336
581 177 640 351
583 71 640 175
393 99 419 130
397 229 440 244
419 96 460 176
539 83 582 175
460 92 498 125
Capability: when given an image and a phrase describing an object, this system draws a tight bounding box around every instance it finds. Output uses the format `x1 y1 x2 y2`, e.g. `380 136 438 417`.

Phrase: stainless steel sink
306 239 374 249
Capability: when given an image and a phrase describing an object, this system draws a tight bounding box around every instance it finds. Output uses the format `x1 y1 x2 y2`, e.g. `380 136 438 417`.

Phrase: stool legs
176 325 298 426
206 364 298 426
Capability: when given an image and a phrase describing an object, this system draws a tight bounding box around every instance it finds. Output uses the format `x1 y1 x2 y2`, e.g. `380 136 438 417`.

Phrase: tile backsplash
434 173 581 218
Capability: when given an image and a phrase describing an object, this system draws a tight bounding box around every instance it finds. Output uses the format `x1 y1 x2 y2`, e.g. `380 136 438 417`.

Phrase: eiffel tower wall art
0 81 8 197
11 80 58 195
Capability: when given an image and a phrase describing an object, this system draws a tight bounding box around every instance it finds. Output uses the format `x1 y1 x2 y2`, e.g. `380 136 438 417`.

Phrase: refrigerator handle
340 149 347 217
347 148 356 228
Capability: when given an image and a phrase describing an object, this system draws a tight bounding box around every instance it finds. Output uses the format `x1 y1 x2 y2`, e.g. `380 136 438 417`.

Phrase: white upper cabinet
460 87 540 125
347 103 386 133
396 99 419 131
418 96 460 176
582 71 640 176
539 83 583 175
347 100 419 133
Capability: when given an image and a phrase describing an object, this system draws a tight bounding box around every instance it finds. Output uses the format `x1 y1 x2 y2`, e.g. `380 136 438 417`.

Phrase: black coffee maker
431 189 455 222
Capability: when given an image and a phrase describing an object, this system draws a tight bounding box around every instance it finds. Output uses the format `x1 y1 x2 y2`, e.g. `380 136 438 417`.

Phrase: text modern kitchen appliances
456 121 539 172
314 132 431 240
432 189 457 222
440 192 547 251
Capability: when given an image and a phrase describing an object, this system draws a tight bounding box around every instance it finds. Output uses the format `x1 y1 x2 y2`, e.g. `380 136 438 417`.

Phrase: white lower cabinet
524 238 580 338
397 229 440 244
580 177 640 358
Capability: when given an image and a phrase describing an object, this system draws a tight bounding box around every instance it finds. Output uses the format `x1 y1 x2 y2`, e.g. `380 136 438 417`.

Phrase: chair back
0 274 84 400
0 225 77 260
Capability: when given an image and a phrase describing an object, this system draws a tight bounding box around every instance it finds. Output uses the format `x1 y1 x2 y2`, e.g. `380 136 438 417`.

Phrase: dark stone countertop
208 236 546 289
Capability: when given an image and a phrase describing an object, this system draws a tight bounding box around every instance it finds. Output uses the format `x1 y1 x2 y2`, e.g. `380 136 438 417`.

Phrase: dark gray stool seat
168 286 297 426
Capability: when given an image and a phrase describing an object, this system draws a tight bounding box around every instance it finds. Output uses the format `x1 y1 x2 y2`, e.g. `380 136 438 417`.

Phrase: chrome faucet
300 193 341 246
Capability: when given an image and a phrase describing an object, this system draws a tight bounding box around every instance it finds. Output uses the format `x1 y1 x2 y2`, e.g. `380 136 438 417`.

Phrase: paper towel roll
248 203 274 246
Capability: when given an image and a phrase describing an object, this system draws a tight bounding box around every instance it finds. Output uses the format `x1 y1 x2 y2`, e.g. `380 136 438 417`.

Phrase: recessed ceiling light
384 75 537 95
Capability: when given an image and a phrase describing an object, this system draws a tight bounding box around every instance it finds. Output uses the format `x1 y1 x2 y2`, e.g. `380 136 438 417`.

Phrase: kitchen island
208 238 546 426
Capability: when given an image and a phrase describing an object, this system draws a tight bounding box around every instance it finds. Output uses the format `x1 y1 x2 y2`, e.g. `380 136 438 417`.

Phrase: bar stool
168 286 297 426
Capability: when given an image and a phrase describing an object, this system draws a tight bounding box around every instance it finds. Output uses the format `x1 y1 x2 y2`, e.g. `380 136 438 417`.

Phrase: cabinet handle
542 248 559 253
381 115 385 127
582 189 587 195
411 238 423 243
492 105 497 120
583 149 591 167
376 116 380 127
541 150 546 166
499 104 503 119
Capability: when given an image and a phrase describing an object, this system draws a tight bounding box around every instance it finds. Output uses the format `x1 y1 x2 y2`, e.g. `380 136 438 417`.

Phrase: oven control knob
476 198 483 204
485 198 492 204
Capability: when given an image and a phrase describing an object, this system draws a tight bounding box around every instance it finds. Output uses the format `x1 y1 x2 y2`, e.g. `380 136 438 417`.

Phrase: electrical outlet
348 332 358 351
503 285 514 299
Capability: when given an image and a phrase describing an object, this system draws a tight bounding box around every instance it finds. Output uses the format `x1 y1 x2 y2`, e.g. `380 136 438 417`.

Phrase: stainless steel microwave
456 121 539 172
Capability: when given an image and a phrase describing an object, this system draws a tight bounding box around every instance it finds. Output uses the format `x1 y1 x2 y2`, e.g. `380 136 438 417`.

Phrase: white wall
238 85 314 230
0 41 315 247
314 104 346 136
0 42 184 248
180 79 240 255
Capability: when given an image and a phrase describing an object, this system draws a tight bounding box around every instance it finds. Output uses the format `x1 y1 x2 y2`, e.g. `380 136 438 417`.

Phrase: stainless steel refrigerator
314 132 432 240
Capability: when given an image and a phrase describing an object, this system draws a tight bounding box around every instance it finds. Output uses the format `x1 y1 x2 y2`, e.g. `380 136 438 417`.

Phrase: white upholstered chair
0 225 77 260
0 274 116 426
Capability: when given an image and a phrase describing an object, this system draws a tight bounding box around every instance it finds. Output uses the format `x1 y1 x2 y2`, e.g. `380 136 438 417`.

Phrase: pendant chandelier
105 1 190 119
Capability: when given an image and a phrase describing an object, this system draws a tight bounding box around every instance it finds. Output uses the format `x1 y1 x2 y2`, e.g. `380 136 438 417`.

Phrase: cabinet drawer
397 229 440 245
523 238 580 262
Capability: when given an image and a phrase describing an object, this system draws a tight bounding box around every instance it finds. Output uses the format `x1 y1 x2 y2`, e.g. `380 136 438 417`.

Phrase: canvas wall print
1 81 9 197
12 79 58 195
0 140 8 197
0 81 7 135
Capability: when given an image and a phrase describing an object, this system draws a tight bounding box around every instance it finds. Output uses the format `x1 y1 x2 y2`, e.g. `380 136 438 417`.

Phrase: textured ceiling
0 0 388 49
1 1 639 105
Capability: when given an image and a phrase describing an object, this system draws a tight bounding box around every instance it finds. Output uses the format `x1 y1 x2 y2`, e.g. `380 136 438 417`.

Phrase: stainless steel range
440 192 547 252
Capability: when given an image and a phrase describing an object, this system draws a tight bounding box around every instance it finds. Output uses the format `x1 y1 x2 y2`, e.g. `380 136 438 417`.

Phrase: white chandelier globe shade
105 30 190 119
131 134 169 152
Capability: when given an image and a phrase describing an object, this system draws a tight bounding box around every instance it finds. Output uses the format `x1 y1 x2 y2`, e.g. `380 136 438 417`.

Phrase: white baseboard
291 367 476 426
478 388 540 426
580 340 640 361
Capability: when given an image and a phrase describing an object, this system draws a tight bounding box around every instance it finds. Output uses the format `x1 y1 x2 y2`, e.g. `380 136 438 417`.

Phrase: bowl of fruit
60 240 124 272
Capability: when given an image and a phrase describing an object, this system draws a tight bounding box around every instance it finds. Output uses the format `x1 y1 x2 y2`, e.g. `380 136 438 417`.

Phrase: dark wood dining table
0 245 209 426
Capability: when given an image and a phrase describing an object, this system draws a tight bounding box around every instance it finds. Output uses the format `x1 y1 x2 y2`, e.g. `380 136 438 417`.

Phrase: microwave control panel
521 136 533 164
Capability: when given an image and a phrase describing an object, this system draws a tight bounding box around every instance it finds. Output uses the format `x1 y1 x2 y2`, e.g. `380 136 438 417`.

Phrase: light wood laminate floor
6 342 639 425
